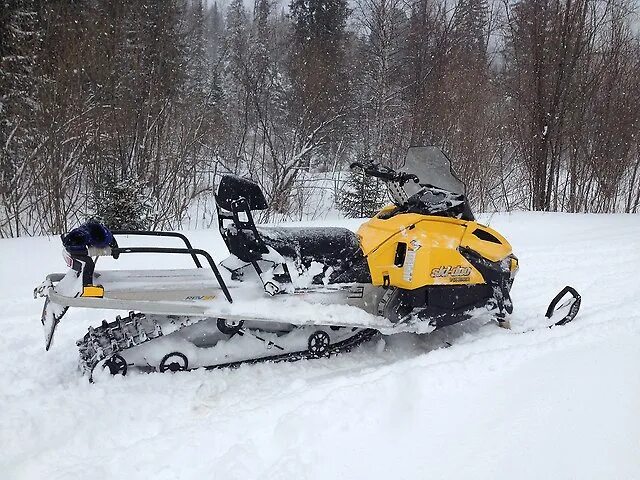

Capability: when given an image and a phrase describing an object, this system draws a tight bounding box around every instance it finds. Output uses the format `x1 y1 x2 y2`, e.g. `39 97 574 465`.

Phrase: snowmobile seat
256 226 371 284
224 225 371 284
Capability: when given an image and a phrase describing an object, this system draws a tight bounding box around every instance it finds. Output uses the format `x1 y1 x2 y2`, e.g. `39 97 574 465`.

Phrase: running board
43 285 438 335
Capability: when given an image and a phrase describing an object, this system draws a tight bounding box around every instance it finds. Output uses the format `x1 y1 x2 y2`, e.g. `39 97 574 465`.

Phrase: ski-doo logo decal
184 295 216 301
430 265 471 280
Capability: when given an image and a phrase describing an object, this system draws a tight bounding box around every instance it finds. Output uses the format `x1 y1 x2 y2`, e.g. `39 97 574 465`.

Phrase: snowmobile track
79 312 379 381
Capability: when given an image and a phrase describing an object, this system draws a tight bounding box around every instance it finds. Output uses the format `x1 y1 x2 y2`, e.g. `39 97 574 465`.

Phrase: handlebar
350 161 419 185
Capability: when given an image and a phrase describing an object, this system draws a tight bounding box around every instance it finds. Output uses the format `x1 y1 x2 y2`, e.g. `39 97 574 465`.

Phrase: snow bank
1 212 639 479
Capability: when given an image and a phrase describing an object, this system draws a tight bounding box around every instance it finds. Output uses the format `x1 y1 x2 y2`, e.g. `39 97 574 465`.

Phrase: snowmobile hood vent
471 228 501 244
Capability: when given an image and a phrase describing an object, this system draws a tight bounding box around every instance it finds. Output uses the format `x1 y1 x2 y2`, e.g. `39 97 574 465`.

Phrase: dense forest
1 0 639 237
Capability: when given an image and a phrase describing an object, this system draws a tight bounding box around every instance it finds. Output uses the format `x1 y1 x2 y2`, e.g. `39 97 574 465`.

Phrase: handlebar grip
397 173 419 184
350 161 417 185
350 161 393 180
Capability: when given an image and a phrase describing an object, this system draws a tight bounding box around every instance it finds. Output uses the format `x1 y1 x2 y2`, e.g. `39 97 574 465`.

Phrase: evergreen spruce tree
338 167 386 218
207 2 224 61
288 0 351 138
451 0 489 58
91 177 153 230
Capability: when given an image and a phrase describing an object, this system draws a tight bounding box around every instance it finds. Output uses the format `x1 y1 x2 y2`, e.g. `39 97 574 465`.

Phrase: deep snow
1 212 639 480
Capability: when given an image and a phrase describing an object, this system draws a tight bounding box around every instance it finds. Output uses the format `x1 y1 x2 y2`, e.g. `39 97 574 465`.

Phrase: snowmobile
34 146 581 380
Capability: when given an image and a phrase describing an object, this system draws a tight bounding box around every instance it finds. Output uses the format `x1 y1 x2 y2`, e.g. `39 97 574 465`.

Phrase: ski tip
545 285 581 326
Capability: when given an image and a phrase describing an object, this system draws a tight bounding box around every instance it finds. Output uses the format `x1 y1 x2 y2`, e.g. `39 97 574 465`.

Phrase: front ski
502 285 581 336
545 286 581 327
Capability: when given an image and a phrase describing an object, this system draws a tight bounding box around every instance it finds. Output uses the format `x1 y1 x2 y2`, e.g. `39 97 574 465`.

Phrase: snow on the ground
1 212 639 479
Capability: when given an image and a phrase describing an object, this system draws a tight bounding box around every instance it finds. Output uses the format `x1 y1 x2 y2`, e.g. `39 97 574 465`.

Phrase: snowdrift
1 212 639 479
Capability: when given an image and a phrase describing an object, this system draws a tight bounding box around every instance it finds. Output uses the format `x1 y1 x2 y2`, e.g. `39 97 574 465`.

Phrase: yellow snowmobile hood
357 210 514 289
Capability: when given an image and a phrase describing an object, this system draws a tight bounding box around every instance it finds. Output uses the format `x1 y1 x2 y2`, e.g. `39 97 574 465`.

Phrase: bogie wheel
308 330 331 358
104 354 128 376
217 318 244 335
159 352 189 373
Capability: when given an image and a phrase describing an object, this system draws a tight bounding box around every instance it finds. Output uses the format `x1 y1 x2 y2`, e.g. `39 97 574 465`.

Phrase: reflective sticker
403 249 417 282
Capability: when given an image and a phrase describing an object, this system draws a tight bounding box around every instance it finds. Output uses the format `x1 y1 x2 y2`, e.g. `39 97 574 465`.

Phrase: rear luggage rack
68 229 233 303
111 230 203 267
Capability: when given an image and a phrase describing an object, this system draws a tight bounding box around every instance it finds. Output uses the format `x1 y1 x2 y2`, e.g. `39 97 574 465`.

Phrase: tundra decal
184 295 216 301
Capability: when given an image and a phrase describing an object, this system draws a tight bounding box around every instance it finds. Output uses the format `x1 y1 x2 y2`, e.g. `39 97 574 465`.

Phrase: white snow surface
1 212 640 479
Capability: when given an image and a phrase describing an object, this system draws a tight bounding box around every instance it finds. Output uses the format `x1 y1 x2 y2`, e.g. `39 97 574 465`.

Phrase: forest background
1 0 639 236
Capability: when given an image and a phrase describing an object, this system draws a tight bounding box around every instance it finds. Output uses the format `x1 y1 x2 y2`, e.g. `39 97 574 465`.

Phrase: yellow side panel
358 215 486 289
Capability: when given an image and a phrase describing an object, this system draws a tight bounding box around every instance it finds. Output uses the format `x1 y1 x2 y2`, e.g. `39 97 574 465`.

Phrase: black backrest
216 175 268 212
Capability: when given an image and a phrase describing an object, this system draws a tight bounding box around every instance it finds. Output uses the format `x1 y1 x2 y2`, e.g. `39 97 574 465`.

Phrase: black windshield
400 146 466 197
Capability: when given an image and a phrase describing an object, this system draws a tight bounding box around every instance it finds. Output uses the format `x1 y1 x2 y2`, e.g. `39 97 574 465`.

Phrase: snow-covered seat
257 226 371 284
